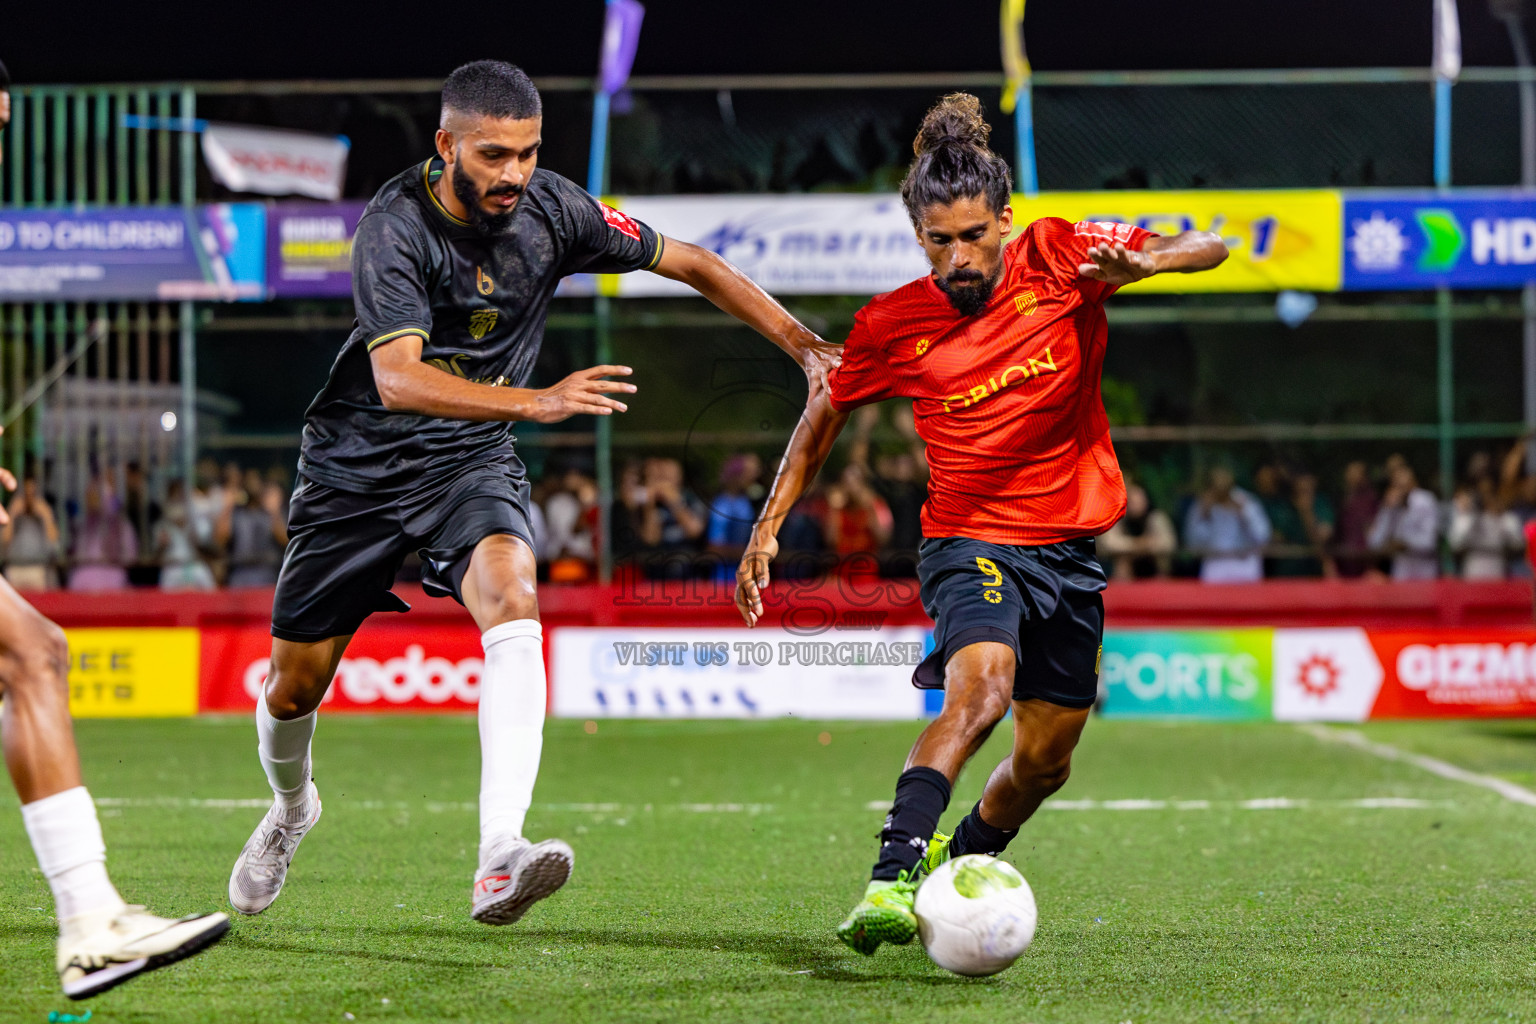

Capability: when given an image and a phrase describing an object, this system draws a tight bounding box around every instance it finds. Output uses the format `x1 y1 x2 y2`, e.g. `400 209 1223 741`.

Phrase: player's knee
1014 748 1072 795
263 663 330 719
478 580 539 629
937 678 1011 739
0 618 70 697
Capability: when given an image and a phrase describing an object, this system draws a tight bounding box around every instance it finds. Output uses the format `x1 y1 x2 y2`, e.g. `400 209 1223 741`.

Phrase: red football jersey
827 217 1155 546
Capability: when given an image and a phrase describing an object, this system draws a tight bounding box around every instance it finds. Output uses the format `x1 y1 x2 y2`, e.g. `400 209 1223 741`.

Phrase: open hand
735 535 779 627
530 365 636 424
1078 243 1156 286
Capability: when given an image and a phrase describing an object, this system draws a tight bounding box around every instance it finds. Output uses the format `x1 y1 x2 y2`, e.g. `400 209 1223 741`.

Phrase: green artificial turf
1 715 1534 1023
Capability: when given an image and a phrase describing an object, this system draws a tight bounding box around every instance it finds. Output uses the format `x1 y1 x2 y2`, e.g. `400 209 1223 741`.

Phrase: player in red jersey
734 94 1228 954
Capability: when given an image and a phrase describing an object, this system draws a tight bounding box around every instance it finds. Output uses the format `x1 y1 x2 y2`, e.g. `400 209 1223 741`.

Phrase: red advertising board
1368 629 1536 718
199 622 494 712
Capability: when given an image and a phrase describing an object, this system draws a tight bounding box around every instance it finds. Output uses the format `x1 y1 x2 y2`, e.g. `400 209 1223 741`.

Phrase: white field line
862 797 1451 813
88 793 1458 815
90 798 774 814
1299 725 1536 808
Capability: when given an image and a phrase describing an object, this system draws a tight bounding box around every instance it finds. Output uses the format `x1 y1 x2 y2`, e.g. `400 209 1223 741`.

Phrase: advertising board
0 204 265 301
66 628 199 718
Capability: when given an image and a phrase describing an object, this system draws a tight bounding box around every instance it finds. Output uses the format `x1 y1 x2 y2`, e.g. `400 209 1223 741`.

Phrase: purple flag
599 0 645 96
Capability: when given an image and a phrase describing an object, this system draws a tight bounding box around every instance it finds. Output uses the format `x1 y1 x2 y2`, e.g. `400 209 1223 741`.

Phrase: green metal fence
0 70 1530 567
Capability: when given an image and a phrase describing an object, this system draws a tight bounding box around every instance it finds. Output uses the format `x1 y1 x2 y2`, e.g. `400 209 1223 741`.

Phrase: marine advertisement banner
606 195 931 297
1097 629 1273 719
0 204 266 301
1342 193 1536 290
265 200 367 298
1012 190 1344 293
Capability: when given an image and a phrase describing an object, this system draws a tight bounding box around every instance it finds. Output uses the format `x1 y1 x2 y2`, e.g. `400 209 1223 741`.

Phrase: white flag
201 123 349 200
1433 0 1462 82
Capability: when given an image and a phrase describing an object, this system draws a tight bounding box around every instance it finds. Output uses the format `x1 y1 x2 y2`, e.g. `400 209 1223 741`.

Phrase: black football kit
271 158 663 641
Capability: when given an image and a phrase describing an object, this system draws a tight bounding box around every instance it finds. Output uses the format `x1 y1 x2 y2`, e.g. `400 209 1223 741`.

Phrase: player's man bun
913 92 991 156
441 60 542 127
901 92 1013 226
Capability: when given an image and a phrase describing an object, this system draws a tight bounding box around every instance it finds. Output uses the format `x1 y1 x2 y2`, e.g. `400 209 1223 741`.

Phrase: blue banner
0 204 265 301
1343 193 1536 290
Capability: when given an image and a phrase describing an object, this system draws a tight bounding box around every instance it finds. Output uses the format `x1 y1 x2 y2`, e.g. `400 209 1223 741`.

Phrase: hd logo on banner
1343 193 1536 289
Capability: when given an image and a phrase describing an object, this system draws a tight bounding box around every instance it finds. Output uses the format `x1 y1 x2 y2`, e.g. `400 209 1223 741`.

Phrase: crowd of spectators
1108 436 1536 583
1 458 289 593
6 425 1534 592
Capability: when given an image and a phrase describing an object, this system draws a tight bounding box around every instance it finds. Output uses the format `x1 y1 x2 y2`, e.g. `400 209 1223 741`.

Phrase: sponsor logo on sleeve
600 203 642 242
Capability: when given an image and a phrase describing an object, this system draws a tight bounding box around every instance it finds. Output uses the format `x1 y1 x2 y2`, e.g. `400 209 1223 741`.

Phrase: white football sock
257 699 316 814
21 786 126 932
478 618 547 861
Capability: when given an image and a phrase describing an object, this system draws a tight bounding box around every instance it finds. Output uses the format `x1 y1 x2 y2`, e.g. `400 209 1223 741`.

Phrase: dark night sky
1 1 1531 84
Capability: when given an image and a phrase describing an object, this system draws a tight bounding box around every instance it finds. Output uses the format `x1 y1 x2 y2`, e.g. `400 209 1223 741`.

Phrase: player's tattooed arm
650 238 842 396
735 389 850 627
1078 230 1228 286
370 334 636 424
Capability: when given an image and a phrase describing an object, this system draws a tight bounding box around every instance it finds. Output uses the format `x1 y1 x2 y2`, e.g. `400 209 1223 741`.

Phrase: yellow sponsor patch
468 308 498 340
65 628 199 718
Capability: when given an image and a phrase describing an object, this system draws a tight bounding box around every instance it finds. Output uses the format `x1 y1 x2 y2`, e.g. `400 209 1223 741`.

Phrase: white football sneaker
58 905 229 1000
228 782 321 915
471 837 574 925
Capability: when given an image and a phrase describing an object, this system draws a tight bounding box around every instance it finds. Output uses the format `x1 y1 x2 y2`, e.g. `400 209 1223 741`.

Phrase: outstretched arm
370 334 636 424
736 389 851 626
652 239 841 394
1078 230 1229 287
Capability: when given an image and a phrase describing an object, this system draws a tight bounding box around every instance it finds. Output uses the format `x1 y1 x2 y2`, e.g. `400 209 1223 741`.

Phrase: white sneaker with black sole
228 782 321 915
471 837 574 925
58 904 230 1000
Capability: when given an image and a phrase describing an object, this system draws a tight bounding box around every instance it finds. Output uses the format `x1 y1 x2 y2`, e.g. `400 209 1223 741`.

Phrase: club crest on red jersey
600 202 642 241
1014 291 1038 317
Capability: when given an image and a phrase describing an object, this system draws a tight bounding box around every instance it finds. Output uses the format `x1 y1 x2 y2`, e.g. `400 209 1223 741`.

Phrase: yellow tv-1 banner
1011 190 1343 293
65 628 199 718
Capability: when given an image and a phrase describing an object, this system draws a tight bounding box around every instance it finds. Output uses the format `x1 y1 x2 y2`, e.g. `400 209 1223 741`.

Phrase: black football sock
870 766 951 882
949 801 1020 858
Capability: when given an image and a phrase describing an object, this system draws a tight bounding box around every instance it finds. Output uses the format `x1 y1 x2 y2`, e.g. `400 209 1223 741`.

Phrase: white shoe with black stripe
57 905 229 999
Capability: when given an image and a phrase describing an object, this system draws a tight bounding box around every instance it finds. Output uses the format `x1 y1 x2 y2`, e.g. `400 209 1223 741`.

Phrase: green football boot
836 875 918 955
916 830 953 879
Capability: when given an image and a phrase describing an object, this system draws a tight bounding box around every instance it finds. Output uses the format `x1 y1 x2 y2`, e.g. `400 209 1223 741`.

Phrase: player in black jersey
229 61 837 925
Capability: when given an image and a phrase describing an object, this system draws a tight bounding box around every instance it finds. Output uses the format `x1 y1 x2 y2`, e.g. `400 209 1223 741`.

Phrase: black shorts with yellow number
270 460 536 643
912 536 1106 709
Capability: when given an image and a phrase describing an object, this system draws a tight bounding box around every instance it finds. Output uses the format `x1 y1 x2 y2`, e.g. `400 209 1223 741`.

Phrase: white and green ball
914 854 1037 977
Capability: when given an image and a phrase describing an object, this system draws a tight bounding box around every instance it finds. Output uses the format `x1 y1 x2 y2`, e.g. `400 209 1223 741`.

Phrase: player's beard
936 266 1001 317
452 166 521 236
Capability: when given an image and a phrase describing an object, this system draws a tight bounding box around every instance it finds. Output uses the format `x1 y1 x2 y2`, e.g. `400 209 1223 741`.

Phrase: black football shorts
912 535 1106 709
270 459 536 643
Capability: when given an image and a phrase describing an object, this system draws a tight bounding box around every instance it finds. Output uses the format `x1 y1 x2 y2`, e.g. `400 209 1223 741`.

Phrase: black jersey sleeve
557 179 666 276
352 210 435 351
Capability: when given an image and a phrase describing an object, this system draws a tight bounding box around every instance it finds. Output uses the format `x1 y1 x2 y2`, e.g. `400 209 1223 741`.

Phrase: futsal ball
914 854 1037 977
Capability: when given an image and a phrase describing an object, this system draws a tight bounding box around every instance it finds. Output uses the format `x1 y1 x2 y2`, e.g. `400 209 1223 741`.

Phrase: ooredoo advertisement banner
199 623 487 713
